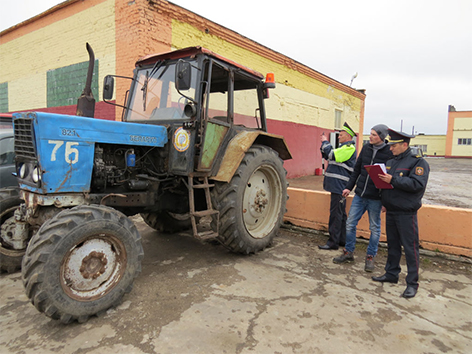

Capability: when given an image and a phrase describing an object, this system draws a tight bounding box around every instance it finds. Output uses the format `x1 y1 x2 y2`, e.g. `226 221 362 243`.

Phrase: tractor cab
104 47 282 176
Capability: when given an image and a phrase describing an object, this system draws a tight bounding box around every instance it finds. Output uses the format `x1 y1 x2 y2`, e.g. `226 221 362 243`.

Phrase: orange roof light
264 73 275 89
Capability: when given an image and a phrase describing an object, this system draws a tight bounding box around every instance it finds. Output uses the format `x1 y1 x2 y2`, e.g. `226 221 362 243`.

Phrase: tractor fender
212 130 292 182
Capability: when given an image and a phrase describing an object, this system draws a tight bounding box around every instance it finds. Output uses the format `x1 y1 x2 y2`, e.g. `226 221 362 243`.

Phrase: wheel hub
62 236 126 300
80 251 108 279
0 217 16 248
253 189 268 213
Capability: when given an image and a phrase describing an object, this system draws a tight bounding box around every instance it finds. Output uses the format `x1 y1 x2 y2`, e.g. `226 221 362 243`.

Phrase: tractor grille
14 118 37 159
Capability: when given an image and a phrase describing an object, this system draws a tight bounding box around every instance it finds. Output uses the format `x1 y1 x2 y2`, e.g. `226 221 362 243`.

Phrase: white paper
374 163 387 174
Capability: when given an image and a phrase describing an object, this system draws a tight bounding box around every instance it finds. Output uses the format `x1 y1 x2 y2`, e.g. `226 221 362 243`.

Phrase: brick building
0 0 366 177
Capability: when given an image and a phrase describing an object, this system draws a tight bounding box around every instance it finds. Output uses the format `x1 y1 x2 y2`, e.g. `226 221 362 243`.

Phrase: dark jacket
321 140 356 194
381 148 430 213
345 143 393 200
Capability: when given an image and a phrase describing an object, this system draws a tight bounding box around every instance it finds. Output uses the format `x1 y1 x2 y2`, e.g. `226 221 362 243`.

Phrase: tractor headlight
32 166 41 183
19 163 27 179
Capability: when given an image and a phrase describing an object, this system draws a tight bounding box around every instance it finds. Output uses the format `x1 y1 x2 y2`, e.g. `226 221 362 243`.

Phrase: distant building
362 106 471 158
446 106 472 158
362 133 447 156
411 134 446 156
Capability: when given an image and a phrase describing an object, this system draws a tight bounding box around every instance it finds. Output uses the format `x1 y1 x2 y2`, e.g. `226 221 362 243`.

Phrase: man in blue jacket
319 122 357 250
333 124 393 272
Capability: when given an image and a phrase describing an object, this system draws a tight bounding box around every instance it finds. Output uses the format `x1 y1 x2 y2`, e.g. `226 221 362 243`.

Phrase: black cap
338 122 356 137
387 128 415 145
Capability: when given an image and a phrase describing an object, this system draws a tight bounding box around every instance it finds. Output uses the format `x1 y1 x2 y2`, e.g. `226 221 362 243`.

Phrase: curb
281 223 472 265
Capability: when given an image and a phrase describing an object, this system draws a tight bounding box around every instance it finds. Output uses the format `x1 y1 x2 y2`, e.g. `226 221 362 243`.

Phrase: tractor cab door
196 60 231 172
197 59 265 173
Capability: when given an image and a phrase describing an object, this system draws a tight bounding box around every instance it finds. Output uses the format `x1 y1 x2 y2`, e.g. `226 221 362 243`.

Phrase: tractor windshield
126 59 197 121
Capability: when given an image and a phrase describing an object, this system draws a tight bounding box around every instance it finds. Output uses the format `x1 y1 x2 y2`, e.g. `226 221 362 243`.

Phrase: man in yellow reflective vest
319 122 357 250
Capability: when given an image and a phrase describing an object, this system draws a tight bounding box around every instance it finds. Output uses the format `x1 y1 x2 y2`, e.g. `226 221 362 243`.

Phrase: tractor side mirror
176 60 192 91
103 75 114 100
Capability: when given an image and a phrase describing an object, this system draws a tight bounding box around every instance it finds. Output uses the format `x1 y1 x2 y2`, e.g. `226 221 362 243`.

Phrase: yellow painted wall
412 135 446 156
171 20 362 133
0 0 116 111
451 117 472 157
454 116 472 130
8 73 47 112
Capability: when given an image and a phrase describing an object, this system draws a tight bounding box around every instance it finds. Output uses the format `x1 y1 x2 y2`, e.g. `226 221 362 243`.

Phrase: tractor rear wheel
21 204 143 323
211 145 287 254
0 187 24 273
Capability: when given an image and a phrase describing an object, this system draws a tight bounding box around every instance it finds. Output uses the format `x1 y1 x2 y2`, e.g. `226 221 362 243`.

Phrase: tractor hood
13 112 168 194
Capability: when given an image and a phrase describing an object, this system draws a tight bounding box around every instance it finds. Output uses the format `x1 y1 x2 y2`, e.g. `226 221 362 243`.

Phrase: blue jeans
345 194 382 256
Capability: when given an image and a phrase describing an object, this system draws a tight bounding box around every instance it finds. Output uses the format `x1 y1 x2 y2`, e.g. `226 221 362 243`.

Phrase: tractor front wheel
21 204 143 323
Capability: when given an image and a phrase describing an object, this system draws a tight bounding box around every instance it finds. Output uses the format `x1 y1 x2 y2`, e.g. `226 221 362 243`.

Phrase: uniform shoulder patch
415 167 424 176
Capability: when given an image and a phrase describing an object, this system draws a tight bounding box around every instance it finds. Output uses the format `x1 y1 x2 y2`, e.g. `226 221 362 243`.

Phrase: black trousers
327 193 346 247
384 212 420 288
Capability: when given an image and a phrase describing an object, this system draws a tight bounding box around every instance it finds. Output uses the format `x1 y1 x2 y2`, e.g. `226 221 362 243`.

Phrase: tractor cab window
205 62 229 123
205 61 262 129
127 60 197 121
233 71 261 129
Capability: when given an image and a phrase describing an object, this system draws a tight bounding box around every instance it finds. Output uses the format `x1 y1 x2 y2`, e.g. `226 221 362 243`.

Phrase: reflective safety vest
321 140 357 194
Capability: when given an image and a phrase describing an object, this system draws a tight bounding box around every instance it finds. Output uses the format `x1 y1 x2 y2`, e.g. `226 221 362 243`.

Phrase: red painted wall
267 119 331 178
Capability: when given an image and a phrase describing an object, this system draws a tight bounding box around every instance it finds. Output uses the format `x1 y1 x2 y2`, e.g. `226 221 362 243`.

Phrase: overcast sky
1 0 471 134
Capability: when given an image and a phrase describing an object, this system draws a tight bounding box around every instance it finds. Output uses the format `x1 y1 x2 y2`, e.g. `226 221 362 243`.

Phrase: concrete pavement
1 218 471 354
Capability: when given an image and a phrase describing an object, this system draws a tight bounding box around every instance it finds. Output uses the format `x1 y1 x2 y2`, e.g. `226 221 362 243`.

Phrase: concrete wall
0 0 366 178
284 188 472 258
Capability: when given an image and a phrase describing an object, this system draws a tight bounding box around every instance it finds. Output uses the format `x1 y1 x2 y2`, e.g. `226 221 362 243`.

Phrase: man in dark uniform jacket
372 129 429 298
318 122 357 250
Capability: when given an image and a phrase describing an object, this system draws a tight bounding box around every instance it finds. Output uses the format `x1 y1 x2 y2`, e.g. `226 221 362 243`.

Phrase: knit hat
371 124 389 141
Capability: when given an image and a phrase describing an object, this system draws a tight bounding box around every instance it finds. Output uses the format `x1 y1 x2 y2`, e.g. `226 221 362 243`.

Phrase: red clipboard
364 165 393 189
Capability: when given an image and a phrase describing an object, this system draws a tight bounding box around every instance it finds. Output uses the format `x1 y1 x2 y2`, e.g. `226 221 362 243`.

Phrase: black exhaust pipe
76 43 96 117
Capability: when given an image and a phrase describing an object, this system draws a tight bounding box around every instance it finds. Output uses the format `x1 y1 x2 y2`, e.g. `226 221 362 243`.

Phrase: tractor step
187 175 220 241
194 229 219 241
192 209 218 218
178 218 218 241
191 183 215 189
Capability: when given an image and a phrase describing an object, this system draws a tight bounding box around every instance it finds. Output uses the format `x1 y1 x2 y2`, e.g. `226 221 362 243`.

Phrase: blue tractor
0 45 291 323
